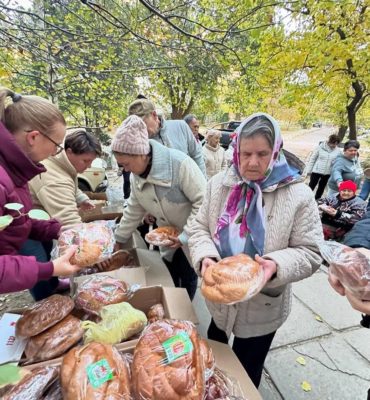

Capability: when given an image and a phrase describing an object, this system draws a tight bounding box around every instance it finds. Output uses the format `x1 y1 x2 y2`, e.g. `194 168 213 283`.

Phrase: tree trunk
337 125 348 141
347 105 357 140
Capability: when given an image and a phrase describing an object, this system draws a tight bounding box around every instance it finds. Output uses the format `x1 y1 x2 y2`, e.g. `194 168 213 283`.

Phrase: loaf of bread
24 314 84 363
132 319 214 400
145 226 180 247
75 275 130 315
16 294 75 338
147 303 165 323
61 342 132 400
330 247 370 300
2 366 59 400
70 239 102 267
201 254 264 304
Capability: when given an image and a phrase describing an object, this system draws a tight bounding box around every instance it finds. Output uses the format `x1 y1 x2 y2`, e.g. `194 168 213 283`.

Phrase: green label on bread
86 358 113 388
162 331 193 364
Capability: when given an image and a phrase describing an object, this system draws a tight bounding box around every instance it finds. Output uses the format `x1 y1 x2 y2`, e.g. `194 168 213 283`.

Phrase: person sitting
318 180 367 240
29 129 101 228
202 129 227 179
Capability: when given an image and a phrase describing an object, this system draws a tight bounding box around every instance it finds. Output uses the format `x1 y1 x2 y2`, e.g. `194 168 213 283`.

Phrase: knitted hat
339 180 357 192
112 115 150 155
128 99 155 117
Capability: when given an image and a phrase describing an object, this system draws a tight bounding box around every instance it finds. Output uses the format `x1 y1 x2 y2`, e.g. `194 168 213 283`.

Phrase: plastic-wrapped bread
145 226 180 247
132 319 214 400
201 254 264 304
60 342 132 400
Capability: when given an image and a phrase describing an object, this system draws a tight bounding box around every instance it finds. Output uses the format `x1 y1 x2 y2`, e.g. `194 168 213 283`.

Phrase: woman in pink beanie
112 115 207 300
318 180 367 240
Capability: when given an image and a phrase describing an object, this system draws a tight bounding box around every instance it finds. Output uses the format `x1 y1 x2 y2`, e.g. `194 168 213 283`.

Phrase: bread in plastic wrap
205 367 246 400
16 294 75 338
145 226 180 247
326 244 370 300
24 314 83 363
147 303 165 323
82 302 147 345
75 275 132 315
60 342 132 400
56 221 115 267
132 319 214 400
201 254 264 304
2 366 59 400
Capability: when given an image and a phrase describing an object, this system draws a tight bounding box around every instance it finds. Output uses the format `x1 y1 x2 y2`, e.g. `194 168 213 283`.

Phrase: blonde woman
0 88 81 295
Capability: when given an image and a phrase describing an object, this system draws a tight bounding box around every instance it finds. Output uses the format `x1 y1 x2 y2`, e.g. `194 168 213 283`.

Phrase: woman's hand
167 236 182 249
201 257 217 277
328 269 345 296
345 291 370 314
255 255 277 285
52 246 80 277
79 199 95 211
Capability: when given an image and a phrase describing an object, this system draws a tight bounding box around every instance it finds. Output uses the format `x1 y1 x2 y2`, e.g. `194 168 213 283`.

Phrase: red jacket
0 122 61 293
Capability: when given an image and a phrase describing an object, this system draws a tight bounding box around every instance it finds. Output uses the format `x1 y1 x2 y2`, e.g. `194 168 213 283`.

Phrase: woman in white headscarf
202 129 227 179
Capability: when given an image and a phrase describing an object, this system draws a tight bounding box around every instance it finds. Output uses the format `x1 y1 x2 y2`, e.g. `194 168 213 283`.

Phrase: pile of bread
14 276 165 366
5 320 242 400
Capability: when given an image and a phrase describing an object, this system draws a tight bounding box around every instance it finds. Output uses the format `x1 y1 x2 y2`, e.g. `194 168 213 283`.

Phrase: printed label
162 331 193 364
86 358 113 388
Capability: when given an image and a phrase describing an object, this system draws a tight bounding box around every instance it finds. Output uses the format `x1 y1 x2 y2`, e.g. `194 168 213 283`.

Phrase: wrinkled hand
79 200 95 211
255 255 277 285
95 258 112 272
166 236 182 249
345 291 370 314
144 214 156 225
201 257 217 277
52 246 80 277
328 269 345 296
324 206 337 217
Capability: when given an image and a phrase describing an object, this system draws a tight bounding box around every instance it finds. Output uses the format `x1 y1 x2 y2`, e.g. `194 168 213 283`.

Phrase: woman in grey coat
328 140 363 195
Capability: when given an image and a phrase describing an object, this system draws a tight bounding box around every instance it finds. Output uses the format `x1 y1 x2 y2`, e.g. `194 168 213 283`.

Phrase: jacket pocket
245 292 284 325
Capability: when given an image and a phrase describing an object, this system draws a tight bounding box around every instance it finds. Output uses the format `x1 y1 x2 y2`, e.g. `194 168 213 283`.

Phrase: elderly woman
188 113 323 387
328 140 363 196
30 129 101 228
112 115 206 300
202 129 227 179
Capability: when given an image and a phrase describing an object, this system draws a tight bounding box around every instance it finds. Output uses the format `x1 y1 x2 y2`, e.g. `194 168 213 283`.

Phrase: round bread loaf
145 226 180 247
132 319 214 400
16 294 75 338
24 314 84 363
147 303 165 323
75 275 130 315
201 254 264 304
61 342 131 400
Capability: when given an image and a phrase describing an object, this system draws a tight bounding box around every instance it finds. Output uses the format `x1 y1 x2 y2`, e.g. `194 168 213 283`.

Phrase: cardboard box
207 339 262 400
80 203 123 222
24 286 198 369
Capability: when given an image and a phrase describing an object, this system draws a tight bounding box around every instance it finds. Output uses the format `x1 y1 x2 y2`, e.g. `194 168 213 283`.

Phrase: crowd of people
0 87 369 392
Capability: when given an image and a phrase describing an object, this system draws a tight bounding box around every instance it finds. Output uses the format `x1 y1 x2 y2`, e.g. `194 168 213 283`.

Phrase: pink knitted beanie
112 115 150 155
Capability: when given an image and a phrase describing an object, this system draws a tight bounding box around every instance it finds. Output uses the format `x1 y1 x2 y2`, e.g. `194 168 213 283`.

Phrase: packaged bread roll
145 226 180 247
201 254 264 304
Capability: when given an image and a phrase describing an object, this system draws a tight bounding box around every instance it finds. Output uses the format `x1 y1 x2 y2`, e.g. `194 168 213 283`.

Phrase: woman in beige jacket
202 129 227 179
188 113 323 387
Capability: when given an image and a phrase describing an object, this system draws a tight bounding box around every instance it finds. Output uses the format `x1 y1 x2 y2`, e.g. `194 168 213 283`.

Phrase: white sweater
202 144 227 179
187 167 323 338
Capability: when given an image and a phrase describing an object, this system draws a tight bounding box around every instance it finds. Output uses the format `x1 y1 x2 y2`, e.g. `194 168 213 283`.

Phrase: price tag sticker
86 358 113 388
162 331 193 364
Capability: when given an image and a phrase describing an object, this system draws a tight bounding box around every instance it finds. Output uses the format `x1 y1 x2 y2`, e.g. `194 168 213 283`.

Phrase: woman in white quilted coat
202 130 227 179
188 113 323 388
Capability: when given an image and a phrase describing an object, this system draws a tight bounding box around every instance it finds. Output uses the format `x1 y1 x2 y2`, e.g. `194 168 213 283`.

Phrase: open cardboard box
79 202 123 222
11 285 197 370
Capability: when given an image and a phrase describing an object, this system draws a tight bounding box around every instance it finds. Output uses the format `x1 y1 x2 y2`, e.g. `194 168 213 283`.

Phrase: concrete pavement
194 266 370 400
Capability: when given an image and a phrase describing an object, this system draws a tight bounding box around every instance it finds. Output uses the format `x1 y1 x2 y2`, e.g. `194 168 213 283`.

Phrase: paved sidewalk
194 266 370 400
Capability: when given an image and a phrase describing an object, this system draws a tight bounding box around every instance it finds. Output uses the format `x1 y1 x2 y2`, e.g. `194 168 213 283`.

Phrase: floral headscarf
214 113 300 258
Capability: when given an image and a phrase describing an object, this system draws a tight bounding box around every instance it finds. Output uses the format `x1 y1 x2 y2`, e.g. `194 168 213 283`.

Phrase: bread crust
16 294 75 338
201 254 264 304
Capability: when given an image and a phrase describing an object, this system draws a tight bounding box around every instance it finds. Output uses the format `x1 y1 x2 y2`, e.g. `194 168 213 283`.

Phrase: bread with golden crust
61 342 132 400
145 226 180 247
201 254 264 304
24 314 84 362
132 319 213 400
16 294 75 338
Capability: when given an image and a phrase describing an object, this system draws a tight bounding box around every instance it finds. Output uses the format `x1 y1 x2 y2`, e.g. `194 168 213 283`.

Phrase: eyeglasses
26 129 64 155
